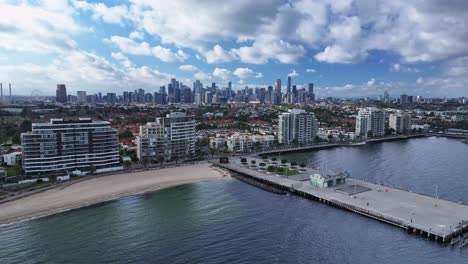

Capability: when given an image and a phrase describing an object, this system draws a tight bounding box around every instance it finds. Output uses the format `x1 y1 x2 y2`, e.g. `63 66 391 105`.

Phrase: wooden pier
216 158 468 244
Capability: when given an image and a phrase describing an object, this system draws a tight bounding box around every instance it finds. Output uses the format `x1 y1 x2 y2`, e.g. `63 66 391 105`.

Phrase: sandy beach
0 163 229 225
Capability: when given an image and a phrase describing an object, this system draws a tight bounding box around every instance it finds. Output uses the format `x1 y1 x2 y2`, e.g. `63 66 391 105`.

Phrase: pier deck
217 158 468 243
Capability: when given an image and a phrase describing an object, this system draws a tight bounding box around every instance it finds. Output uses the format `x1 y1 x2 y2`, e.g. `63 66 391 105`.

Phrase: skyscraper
275 79 282 93
308 83 315 102
77 91 87 104
56 84 67 104
287 76 292 93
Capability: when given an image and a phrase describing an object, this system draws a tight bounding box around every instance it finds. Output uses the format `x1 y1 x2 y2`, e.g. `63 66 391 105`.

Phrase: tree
314 136 321 143
123 160 132 170
259 163 266 168
250 160 256 165
173 155 179 164
88 166 96 174
300 163 306 168
367 130 374 138
241 157 247 163
291 162 297 166
327 134 334 142
338 133 345 142
119 129 134 139
271 157 277 161
267 166 276 172
157 155 165 167
281 159 288 164
210 148 216 158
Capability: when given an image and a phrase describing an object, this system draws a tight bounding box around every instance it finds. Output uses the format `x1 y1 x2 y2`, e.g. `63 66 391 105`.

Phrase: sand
0 163 229 225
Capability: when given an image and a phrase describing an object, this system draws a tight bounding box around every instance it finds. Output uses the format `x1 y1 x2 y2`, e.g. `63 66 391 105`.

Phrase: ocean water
0 137 467 264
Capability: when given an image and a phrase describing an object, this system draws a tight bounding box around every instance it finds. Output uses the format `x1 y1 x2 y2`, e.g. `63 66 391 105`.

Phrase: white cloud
111 52 133 68
212 68 232 80
233 68 263 79
0 50 173 95
106 36 189 62
390 63 419 73
72 1 130 25
179 64 198 72
306 68 316 73
288 69 299 77
315 45 366 64
194 71 212 81
73 0 468 65
233 38 305 64
129 31 144 40
205 45 237 64
0 2 80 54
367 78 376 86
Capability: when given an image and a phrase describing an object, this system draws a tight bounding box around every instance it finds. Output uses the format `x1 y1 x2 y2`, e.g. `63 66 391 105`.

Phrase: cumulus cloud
0 1 80 54
288 70 299 77
205 45 237 64
194 71 212 81
179 64 198 72
212 68 232 80
105 36 189 62
390 63 419 73
129 31 144 40
73 0 468 66
0 49 173 95
233 68 263 79
72 0 130 25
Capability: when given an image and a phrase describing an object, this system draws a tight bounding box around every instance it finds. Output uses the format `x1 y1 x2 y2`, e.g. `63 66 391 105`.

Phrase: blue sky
0 0 467 98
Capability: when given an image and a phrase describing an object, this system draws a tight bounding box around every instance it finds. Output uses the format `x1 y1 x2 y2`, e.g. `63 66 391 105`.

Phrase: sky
0 0 467 98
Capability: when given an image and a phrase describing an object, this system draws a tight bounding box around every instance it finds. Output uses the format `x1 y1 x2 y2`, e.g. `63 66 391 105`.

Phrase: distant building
21 118 121 176
77 91 87 104
278 109 318 144
225 133 274 152
389 111 412 133
355 108 385 137
56 84 67 103
136 112 196 161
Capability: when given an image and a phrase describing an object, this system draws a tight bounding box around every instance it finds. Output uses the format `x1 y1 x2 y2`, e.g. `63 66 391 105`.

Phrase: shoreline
0 163 231 226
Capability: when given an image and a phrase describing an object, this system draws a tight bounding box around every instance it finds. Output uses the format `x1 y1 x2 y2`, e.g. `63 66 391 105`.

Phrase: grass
5 166 18 177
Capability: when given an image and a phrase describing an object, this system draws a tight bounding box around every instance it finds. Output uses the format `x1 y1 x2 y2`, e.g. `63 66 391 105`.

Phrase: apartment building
355 108 386 137
278 109 318 144
21 118 121 176
136 112 196 161
389 111 412 133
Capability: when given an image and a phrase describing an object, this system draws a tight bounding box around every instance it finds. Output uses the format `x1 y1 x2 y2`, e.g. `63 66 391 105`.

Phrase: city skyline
0 1 468 97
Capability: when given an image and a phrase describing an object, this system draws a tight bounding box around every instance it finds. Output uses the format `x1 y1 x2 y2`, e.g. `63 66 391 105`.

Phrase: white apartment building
136 112 196 161
355 108 386 137
21 118 121 177
278 109 318 144
225 133 274 152
389 111 412 133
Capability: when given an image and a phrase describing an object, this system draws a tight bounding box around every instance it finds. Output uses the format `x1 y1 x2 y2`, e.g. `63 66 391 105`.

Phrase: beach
0 163 229 225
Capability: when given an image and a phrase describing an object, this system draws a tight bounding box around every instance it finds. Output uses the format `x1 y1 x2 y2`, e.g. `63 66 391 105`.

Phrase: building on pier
310 170 349 188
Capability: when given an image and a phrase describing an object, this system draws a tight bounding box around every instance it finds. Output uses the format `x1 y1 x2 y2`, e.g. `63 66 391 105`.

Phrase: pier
216 157 468 243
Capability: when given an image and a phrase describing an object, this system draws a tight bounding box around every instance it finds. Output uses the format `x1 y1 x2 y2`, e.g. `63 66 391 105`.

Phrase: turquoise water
0 137 467 263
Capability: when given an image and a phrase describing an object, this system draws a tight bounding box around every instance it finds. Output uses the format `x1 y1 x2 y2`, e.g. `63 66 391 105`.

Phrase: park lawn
5 166 18 176
275 168 300 176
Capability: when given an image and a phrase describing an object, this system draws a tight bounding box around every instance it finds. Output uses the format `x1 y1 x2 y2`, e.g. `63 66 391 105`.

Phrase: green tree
157 155 165 167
